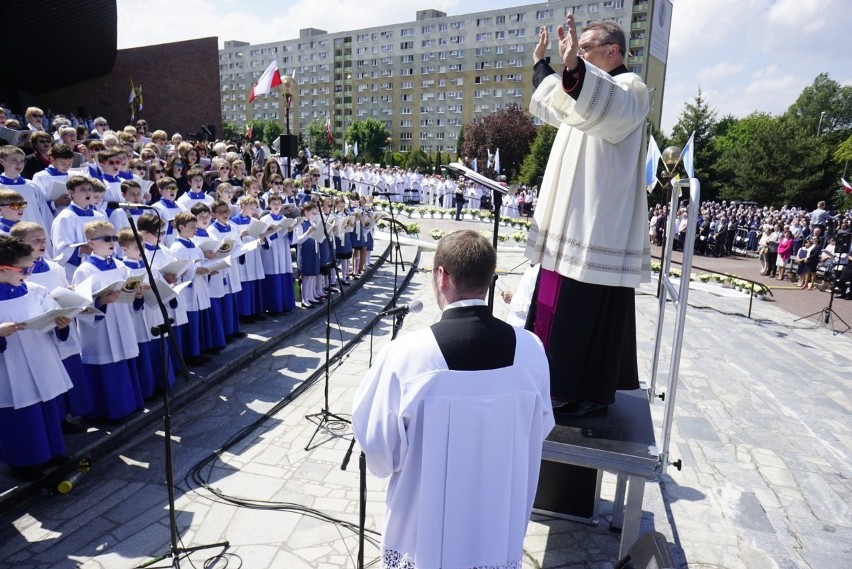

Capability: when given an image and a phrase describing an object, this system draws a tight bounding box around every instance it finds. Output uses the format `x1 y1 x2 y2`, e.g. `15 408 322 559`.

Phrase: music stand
445 162 509 312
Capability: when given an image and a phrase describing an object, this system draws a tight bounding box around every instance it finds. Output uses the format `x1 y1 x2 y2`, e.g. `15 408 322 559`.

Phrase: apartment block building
219 0 671 153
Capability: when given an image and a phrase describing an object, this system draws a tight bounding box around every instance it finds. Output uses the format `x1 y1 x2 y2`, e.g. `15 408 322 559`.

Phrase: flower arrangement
377 221 389 231
406 222 421 236
431 228 444 240
512 231 528 243
498 234 509 243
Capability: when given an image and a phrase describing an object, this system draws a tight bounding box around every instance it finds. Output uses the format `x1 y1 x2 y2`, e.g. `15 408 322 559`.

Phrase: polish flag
326 116 333 144
842 177 852 195
249 60 282 102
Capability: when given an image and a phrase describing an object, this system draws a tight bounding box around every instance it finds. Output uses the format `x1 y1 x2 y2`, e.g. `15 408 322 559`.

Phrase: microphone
107 201 156 210
372 192 397 197
377 300 423 318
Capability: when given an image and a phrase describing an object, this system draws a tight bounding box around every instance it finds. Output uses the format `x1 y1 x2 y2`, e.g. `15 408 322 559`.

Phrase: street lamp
280 74 297 178
817 111 826 136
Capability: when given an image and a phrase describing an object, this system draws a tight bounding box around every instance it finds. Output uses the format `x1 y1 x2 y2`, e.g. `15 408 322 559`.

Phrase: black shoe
254 313 268 321
10 466 43 482
61 420 87 434
47 455 71 467
185 355 211 367
229 331 247 339
553 400 609 418
239 316 256 324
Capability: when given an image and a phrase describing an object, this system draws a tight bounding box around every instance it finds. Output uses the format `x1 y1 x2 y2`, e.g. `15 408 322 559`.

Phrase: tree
459 104 536 180
222 122 243 142
714 113 828 206
786 73 852 138
669 89 720 200
344 119 391 163
405 147 433 172
516 124 557 186
305 119 334 157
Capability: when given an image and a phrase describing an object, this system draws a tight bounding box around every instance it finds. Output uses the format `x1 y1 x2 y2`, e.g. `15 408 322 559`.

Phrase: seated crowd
0 105 390 482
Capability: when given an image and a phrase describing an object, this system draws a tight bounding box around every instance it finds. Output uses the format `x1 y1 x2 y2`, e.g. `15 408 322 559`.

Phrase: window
588 3 599 13
400 41 413 49
401 27 413 36
496 15 505 24
439 23 447 32
450 21 464 30
400 119 412 127
476 32 492 41
401 81 413 89
400 54 414 63
476 17 492 27
536 9 553 19
422 25 436 34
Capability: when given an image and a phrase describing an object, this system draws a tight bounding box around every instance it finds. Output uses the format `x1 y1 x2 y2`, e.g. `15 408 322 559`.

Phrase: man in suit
353 229 554 568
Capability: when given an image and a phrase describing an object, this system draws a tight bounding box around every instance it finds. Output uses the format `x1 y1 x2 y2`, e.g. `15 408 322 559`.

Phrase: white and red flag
249 60 282 102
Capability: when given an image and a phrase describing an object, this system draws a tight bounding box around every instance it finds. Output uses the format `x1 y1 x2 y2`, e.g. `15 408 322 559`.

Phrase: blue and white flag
680 131 695 179
494 148 501 174
344 140 350 157
487 148 493 169
645 135 662 193
353 141 359 157
471 158 478 172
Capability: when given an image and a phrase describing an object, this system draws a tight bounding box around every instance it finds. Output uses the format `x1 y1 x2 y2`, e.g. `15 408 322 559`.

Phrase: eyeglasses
37 139 52 145
165 186 178 191
1 202 27 210
107 159 123 165
173 163 185 168
154 169 165 174
91 235 119 243
272 181 283 185
133 166 147 171
95 123 107 127
577 42 613 56
31 114 43 118
219 166 231 171
0 264 34 276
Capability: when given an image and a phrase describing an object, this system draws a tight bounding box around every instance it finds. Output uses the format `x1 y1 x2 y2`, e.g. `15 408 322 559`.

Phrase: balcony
629 38 645 48
630 21 647 31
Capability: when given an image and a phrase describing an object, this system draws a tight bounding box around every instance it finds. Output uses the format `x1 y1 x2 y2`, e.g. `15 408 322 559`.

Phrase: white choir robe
352 326 554 569
32 168 69 222
50 204 107 280
0 282 73 409
169 239 212 312
526 60 651 287
151 200 186 248
0 177 54 235
142 244 189 328
26 259 84 360
259 214 294 275
207 222 244 296
71 261 140 364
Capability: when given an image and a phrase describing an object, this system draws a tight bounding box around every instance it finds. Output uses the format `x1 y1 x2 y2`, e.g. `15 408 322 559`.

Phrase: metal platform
540 390 659 557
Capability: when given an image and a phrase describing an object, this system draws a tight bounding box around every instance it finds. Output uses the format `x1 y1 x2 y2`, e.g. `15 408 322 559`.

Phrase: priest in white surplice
524 16 651 417
353 230 554 569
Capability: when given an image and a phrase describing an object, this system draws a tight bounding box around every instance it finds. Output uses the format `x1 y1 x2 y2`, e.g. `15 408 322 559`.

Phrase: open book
74 274 145 304
44 179 70 202
157 259 192 278
0 127 31 147
143 278 192 307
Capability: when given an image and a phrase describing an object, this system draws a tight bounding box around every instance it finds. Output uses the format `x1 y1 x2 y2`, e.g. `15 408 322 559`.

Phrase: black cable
178 248 421 565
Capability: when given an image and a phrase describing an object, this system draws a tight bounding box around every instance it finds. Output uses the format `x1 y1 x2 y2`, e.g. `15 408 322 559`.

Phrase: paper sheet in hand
313 221 336 244
0 127 31 147
203 255 232 273
44 179 70 202
275 216 301 232
240 238 261 253
50 287 94 309
157 259 191 278
143 278 191 307
196 239 222 253
23 307 85 333
75 275 144 303
246 218 271 239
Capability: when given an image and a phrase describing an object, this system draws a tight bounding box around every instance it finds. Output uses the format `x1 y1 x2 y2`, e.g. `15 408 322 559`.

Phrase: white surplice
352 325 554 569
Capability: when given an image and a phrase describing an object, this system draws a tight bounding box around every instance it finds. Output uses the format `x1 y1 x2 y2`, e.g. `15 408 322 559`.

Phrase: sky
116 0 852 134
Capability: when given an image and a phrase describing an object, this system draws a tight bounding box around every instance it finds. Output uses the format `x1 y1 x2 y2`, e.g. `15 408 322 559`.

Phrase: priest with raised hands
352 229 554 569
524 15 651 417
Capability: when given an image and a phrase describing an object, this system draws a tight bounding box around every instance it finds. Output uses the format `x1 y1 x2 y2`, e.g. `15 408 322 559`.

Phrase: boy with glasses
0 189 26 235
0 234 75 481
0 145 54 231
152 177 185 247
71 220 145 421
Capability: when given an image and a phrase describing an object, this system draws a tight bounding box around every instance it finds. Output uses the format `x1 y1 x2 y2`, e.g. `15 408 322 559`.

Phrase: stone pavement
1 220 850 568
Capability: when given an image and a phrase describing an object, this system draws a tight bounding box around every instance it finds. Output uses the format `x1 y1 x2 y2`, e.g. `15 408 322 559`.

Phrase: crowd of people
648 198 852 297
0 105 396 482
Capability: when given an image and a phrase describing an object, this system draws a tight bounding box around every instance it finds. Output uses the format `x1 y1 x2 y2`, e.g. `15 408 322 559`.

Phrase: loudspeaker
533 461 599 519
278 134 299 158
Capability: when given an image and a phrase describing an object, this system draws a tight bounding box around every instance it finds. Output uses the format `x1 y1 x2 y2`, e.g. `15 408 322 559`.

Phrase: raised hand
557 14 580 69
534 25 549 63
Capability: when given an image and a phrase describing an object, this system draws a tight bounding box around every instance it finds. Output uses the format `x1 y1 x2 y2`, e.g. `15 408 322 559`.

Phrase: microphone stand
129 215 228 568
341 308 413 569
305 189 350 451
444 163 509 312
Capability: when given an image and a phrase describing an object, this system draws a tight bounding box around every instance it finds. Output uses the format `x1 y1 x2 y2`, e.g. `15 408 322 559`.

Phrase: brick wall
34 37 221 139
